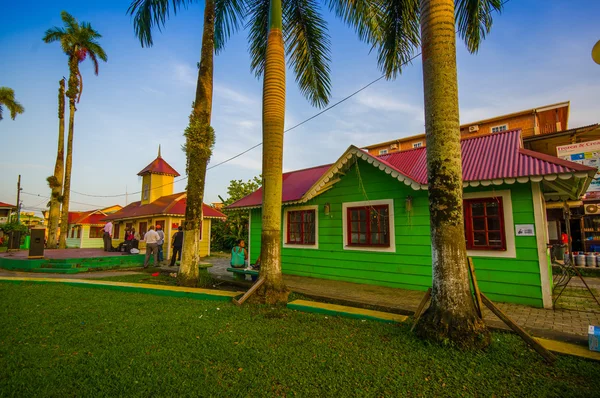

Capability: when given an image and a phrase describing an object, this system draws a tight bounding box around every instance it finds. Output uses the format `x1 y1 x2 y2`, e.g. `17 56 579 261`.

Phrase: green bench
227 267 259 281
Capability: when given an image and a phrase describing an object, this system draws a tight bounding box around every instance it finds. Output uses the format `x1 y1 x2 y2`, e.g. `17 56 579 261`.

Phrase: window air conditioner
390 144 398 150
468 125 479 133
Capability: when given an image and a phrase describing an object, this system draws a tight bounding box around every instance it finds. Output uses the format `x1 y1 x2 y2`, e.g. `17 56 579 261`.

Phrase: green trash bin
20 235 30 250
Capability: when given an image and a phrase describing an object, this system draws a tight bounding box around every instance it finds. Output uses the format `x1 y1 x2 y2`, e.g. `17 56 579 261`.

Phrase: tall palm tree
46 78 66 249
128 0 245 287
246 0 337 304
0 87 24 121
43 11 107 249
356 0 502 347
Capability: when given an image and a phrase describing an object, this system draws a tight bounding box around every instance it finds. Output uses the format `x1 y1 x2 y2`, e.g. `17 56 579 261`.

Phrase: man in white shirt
156 224 165 263
103 221 113 252
143 226 160 268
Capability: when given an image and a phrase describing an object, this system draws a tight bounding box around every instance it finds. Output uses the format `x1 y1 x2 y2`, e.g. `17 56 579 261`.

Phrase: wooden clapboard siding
66 237 80 248
80 225 104 249
249 158 545 307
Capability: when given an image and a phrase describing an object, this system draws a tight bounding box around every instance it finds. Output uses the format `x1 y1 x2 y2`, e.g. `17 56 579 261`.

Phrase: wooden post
467 258 483 319
480 293 557 364
411 288 431 332
232 277 265 306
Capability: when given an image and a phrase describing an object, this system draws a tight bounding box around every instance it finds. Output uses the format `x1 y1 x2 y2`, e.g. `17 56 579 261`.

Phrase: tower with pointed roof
138 146 181 205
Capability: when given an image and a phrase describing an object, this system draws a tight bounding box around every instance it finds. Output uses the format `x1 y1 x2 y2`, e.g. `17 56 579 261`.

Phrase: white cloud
214 84 257 105
354 92 423 116
173 63 197 87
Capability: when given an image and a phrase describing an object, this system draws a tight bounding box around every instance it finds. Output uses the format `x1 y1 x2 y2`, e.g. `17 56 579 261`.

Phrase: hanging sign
557 140 600 198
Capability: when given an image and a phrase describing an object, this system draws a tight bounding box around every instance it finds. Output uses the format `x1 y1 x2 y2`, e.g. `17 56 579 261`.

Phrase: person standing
143 226 160 268
103 221 113 252
156 224 165 263
169 226 183 267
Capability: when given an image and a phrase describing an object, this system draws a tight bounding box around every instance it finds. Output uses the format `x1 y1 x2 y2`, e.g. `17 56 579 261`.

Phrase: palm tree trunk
254 0 289 304
47 78 66 248
414 0 489 349
178 0 216 287
59 57 79 249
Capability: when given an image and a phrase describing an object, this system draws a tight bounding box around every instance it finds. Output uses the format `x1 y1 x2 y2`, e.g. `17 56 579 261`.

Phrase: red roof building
228 129 596 209
0 202 16 224
102 148 226 258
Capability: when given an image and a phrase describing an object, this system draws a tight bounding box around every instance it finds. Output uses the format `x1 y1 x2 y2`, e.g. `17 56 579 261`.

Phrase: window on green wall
113 223 120 240
464 198 506 250
287 210 316 245
347 205 390 247
89 227 103 239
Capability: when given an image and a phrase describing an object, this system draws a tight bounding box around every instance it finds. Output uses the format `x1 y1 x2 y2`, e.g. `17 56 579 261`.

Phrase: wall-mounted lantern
324 203 331 216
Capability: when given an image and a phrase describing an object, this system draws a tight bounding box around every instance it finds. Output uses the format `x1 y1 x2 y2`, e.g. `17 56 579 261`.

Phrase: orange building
363 101 571 156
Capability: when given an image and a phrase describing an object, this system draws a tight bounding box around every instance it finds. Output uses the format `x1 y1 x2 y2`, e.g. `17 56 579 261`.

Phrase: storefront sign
557 140 600 197
516 224 535 236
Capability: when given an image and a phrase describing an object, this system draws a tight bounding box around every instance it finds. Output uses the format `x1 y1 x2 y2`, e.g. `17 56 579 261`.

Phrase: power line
22 0 509 200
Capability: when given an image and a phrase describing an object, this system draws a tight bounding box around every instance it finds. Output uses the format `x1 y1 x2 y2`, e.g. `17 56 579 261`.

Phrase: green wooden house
227 130 596 308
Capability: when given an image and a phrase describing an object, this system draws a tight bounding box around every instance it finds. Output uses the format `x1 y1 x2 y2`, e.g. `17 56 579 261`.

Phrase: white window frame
412 142 423 148
464 190 515 258
342 199 396 253
378 149 388 155
282 205 319 250
491 124 508 133
143 183 150 200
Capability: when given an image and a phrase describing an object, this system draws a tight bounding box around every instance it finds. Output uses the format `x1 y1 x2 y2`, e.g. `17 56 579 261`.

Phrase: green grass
1 283 598 397
90 271 179 286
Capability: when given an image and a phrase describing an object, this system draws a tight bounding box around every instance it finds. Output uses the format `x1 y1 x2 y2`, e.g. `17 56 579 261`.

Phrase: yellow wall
141 174 174 205
111 217 212 259
80 225 104 249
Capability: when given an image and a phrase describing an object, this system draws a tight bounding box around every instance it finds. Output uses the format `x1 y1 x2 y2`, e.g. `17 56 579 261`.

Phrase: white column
532 182 553 309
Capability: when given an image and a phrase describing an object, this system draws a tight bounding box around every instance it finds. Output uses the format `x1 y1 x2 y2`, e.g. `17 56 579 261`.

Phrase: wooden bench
227 267 259 281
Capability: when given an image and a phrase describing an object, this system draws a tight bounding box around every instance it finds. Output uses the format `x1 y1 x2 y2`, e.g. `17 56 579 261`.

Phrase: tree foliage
0 87 25 121
211 176 261 251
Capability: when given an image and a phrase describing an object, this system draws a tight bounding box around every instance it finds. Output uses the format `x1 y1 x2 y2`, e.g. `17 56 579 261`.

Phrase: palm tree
245 0 337 304
357 0 502 347
46 78 66 249
43 11 107 249
0 87 24 121
128 0 245 287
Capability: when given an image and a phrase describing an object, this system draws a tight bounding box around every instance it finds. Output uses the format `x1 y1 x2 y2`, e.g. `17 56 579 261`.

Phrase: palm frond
42 27 66 43
284 0 332 108
60 11 79 33
214 0 247 54
371 0 419 79
246 0 270 78
128 0 194 47
455 0 503 53
0 87 24 120
327 0 380 44
86 41 108 63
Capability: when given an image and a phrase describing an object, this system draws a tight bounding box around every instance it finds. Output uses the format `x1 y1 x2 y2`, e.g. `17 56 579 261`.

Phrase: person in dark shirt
169 226 184 267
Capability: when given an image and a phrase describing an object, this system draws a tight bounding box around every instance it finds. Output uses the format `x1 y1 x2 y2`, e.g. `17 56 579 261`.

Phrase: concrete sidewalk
205 256 600 344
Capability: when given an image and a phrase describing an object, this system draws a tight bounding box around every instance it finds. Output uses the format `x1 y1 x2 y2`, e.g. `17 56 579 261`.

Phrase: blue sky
1 0 599 215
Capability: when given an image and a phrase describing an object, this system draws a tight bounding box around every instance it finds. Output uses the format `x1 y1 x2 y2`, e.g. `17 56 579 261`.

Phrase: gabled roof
102 192 226 221
229 130 596 209
0 202 16 209
137 149 180 177
68 210 107 225
227 164 332 209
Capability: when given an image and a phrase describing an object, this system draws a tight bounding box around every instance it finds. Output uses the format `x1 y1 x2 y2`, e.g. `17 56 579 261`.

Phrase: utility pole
16 175 22 223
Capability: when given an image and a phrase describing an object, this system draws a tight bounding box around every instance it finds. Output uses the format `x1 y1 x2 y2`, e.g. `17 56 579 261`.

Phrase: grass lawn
1 283 598 397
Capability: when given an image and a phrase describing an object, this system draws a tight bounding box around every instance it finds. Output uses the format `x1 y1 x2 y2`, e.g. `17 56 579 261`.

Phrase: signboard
516 224 535 236
557 140 600 197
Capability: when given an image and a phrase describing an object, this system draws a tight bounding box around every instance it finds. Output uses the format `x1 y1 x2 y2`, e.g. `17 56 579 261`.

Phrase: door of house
139 222 147 239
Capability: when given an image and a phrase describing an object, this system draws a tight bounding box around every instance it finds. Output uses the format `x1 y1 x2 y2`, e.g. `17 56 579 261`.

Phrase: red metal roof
227 130 596 209
137 155 180 177
0 202 16 208
102 193 226 221
380 129 595 184
227 164 332 209
68 211 107 225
